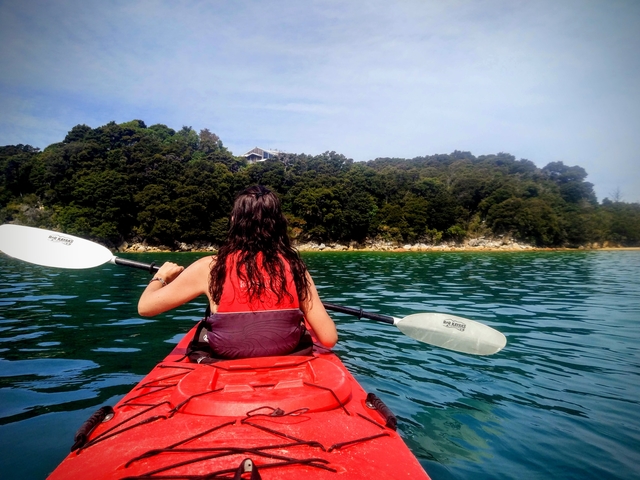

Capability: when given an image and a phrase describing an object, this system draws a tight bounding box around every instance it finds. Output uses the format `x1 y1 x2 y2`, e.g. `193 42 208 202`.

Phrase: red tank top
216 253 300 312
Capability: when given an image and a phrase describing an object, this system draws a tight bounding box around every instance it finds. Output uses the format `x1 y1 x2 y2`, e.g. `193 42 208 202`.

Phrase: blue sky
1 0 639 202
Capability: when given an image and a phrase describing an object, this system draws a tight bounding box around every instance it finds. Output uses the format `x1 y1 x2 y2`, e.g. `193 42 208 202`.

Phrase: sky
1 0 639 202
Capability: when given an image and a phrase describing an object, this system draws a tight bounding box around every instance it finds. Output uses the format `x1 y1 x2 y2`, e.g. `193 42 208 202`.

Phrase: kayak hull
48 325 430 479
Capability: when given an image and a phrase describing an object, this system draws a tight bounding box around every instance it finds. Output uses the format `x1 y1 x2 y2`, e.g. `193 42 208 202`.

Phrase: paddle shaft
113 257 159 273
321 303 395 325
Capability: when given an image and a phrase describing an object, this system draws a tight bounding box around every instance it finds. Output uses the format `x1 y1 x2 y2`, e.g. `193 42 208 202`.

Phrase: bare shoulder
192 255 216 268
177 255 215 279
180 254 213 270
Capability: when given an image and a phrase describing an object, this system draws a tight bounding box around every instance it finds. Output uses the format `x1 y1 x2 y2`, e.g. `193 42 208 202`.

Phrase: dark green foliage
291 187 341 241
0 145 39 203
543 161 597 205
486 197 563 246
341 191 376 242
600 200 640 246
1 119 639 247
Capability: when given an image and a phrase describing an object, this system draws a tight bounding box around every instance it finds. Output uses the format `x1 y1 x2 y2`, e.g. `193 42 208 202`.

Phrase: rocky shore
117 237 631 254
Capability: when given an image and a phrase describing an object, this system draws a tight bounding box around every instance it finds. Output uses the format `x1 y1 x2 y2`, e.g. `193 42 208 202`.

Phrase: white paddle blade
0 224 114 269
395 313 507 355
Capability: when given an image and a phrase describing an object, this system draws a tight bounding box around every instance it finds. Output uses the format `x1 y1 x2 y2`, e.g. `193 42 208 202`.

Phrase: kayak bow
48 325 431 479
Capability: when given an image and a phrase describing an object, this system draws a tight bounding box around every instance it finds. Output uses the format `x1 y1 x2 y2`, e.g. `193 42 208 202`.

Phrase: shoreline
118 239 640 254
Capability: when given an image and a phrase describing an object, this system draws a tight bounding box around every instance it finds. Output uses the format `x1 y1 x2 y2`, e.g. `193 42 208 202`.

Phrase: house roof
242 147 280 158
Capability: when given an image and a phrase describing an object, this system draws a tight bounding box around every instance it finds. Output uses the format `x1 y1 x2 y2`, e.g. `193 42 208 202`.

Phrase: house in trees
242 147 280 164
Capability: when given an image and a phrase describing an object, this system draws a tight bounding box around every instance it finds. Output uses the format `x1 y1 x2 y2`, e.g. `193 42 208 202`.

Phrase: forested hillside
1 120 639 248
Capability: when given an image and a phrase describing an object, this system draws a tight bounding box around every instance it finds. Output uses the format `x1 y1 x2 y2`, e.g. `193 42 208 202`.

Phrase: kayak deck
48 326 430 479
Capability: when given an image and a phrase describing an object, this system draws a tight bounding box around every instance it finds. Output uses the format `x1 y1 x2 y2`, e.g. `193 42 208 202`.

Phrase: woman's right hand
139 256 214 317
154 261 184 285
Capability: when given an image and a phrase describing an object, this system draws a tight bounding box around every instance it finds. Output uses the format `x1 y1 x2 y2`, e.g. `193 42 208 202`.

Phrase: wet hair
209 185 310 305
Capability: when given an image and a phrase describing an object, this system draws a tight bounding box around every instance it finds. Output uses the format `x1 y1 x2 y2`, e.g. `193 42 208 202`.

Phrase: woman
138 185 337 358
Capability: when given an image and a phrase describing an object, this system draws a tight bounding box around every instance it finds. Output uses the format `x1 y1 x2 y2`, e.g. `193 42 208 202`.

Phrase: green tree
134 184 178 245
543 161 596 205
340 191 377 242
292 187 341 241
487 197 563 246
373 203 408 242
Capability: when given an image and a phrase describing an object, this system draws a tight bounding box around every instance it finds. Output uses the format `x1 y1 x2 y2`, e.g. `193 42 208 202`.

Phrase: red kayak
48 324 431 479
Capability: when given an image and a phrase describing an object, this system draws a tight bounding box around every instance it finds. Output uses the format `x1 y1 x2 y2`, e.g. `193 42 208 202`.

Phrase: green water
0 251 639 479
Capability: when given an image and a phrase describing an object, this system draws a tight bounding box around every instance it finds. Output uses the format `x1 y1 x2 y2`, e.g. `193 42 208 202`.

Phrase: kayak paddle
0 224 157 271
322 303 505 356
0 224 506 355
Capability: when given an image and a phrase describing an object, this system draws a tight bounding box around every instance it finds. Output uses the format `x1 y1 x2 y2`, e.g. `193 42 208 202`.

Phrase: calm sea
0 251 638 479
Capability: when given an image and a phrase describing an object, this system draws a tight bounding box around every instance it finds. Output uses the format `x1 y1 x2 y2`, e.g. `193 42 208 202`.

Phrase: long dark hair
209 185 310 305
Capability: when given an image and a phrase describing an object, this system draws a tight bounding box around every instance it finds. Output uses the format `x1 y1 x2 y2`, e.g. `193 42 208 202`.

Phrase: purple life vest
204 309 304 359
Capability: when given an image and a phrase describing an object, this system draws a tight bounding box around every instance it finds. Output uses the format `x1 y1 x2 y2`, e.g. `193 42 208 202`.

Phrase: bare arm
138 256 214 317
300 272 338 348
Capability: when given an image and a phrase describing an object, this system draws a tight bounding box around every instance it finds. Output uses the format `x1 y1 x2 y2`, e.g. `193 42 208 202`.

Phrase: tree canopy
2 121 639 248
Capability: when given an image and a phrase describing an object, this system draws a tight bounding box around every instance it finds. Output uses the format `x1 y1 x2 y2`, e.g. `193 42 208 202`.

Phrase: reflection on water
0 251 639 479
306 251 640 480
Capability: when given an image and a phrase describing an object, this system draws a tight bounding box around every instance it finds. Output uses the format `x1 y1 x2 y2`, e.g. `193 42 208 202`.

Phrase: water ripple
0 251 639 479
307 251 640 479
